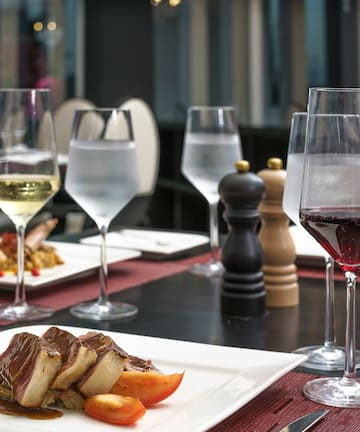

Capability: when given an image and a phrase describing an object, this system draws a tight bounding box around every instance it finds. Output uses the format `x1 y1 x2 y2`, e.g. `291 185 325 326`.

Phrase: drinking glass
0 88 60 321
300 90 360 407
283 111 347 371
181 106 242 277
65 108 139 320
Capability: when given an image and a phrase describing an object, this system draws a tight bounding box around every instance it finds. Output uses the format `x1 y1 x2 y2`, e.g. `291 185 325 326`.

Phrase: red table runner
209 371 359 432
0 250 338 326
0 253 212 325
297 266 344 281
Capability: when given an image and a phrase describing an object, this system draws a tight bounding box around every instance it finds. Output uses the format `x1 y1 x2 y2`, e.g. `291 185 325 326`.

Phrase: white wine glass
181 106 242 277
283 111 349 371
300 88 360 407
65 108 139 321
0 88 60 321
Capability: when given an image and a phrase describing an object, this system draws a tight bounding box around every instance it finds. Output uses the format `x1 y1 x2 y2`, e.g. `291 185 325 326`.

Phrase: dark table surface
3 264 352 365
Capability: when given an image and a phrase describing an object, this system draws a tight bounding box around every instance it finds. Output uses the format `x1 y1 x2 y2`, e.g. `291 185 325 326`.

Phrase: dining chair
51 98 97 234
110 97 160 227
53 97 97 156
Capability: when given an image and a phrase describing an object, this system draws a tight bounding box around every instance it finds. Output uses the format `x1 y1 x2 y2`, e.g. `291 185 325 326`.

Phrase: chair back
119 98 160 196
53 98 96 154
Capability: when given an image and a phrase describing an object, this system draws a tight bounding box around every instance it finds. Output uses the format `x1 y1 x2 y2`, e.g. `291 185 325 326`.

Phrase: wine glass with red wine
300 98 360 407
283 111 348 371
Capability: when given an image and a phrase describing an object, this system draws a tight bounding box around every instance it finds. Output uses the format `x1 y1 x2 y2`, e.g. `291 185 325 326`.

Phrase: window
0 0 82 108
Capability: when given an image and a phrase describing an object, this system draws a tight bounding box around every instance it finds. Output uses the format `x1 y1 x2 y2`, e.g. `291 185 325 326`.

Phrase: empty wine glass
300 87 360 407
0 88 60 321
283 111 347 371
65 108 139 320
181 106 242 277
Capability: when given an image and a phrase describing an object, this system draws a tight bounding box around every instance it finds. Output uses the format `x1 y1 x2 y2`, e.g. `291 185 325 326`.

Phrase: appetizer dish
0 218 64 276
0 326 184 426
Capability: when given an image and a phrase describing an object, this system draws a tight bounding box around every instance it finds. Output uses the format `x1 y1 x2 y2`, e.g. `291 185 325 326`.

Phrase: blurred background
0 0 357 233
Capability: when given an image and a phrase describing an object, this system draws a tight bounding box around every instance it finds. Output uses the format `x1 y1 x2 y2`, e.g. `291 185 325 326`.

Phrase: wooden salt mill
257 157 299 307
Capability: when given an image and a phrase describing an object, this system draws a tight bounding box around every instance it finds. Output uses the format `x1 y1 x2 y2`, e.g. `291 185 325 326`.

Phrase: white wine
0 174 60 226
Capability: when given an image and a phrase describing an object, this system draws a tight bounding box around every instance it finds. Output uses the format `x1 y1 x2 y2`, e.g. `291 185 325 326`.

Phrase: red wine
301 207 360 273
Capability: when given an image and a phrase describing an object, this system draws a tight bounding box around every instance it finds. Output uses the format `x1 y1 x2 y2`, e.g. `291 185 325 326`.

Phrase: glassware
283 112 346 371
300 87 360 407
181 106 242 277
0 88 60 321
65 108 139 321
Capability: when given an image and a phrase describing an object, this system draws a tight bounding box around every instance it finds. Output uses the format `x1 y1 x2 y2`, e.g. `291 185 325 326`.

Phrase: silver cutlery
278 409 329 432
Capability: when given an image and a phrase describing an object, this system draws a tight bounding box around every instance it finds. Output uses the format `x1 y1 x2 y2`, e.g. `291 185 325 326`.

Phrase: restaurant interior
1 0 352 234
0 0 360 430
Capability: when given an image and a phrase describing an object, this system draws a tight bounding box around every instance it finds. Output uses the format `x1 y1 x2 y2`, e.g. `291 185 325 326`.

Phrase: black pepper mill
219 160 266 318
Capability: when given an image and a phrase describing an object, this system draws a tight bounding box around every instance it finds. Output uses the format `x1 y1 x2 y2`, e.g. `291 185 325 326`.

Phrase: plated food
0 326 184 426
0 218 64 275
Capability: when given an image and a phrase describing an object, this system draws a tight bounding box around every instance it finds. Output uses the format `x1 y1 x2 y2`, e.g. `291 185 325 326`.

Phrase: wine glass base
0 303 54 321
189 260 224 278
70 301 138 321
294 345 360 372
304 376 360 408
293 345 350 371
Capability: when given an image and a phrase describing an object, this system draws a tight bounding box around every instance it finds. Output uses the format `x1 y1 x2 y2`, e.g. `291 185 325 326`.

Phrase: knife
278 409 329 432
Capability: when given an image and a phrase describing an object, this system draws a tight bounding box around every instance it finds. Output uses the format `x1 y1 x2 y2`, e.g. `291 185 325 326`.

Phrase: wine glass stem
209 201 220 261
324 254 336 349
14 225 26 306
344 271 357 379
98 224 109 306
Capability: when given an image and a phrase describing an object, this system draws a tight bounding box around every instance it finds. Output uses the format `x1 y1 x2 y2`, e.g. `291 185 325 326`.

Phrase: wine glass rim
188 106 235 111
0 88 50 93
310 87 360 92
74 107 129 113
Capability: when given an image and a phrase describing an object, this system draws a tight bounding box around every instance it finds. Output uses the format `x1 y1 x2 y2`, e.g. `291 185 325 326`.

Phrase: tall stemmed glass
65 108 139 321
181 106 242 277
300 104 360 406
0 88 60 321
283 111 347 371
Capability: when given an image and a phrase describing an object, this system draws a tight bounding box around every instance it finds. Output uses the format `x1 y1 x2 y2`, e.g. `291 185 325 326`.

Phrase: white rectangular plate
0 325 307 432
81 229 209 259
0 242 141 289
289 225 325 266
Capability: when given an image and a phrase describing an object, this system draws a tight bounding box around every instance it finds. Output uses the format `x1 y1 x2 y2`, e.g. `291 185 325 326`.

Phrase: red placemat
297 266 344 281
0 255 201 326
209 371 360 432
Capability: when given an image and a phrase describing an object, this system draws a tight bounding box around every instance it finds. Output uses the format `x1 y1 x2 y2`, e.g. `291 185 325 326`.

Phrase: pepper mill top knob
267 157 283 170
235 159 250 173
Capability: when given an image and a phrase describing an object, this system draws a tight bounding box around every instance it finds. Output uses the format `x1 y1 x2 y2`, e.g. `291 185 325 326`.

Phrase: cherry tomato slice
84 394 146 426
31 268 41 276
110 371 184 407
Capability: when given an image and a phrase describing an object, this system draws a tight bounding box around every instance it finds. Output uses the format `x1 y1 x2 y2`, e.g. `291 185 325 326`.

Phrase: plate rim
0 242 141 289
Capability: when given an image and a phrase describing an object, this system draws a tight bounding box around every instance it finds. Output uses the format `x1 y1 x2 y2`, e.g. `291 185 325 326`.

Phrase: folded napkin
81 229 209 257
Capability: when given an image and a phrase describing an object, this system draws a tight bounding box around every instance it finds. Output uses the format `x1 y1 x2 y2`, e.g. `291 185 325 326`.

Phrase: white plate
289 225 325 266
0 242 140 289
0 325 307 432
81 229 210 259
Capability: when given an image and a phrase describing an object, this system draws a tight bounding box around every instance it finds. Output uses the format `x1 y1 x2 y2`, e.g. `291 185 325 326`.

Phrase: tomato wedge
83 394 146 425
110 371 184 407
